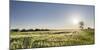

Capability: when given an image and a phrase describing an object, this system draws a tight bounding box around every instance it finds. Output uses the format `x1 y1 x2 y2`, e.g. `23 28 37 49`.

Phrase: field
10 29 94 50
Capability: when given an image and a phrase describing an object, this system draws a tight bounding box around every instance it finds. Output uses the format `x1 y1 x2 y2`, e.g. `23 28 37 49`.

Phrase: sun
73 18 79 25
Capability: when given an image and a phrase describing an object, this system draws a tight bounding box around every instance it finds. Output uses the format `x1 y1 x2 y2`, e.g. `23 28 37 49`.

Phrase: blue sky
10 0 95 29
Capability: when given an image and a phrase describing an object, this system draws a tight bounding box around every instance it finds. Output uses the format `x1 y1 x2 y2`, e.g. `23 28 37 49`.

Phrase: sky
10 0 95 29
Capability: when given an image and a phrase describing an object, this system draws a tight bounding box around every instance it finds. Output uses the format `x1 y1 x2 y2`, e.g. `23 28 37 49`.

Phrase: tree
87 27 91 30
20 29 26 32
79 21 84 30
34 28 40 31
11 29 19 32
27 29 34 32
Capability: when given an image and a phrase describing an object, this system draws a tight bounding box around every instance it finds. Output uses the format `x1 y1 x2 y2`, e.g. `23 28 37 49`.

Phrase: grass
10 29 94 50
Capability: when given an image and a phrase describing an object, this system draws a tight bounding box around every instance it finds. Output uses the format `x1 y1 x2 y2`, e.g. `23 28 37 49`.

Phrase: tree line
10 28 50 32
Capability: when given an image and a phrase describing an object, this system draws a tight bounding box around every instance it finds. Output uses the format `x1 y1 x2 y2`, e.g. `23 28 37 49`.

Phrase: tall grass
10 30 94 50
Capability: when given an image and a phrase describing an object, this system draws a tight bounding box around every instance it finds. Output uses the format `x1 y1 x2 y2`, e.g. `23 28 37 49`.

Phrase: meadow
10 29 94 50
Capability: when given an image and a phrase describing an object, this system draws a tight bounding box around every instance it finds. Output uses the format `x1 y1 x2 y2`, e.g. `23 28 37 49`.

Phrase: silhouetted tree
87 27 91 30
79 21 84 30
43 29 49 31
27 29 34 32
10 29 19 32
34 29 40 31
34 29 50 31
20 29 26 32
